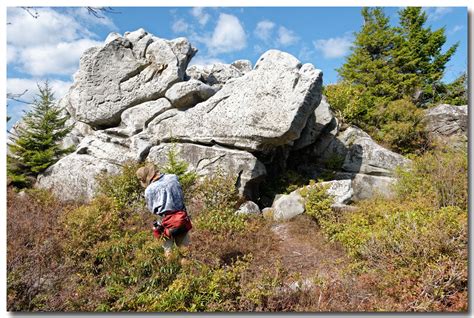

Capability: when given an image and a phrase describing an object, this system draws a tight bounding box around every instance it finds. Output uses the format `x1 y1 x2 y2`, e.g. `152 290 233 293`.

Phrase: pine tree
394 7 458 106
438 72 468 105
7 82 74 187
338 8 399 99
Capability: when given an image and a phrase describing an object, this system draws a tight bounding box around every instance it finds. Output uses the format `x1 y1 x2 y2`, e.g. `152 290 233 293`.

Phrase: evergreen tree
437 72 468 106
8 82 74 187
394 7 458 106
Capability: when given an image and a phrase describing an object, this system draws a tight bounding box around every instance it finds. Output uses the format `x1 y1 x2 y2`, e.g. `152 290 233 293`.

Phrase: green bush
96 162 145 210
300 180 334 231
194 171 248 234
395 147 467 210
375 98 429 154
160 146 197 204
314 147 468 310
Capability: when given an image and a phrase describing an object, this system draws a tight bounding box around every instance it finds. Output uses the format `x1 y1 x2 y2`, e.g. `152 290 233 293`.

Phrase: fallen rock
351 174 396 201
424 104 467 137
146 143 267 198
67 30 196 128
236 201 261 214
319 179 353 204
165 79 217 109
152 50 323 152
36 153 121 202
272 191 305 221
316 126 410 176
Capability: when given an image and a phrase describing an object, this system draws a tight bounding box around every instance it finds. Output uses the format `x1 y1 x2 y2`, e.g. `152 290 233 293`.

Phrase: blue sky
6 6 468 128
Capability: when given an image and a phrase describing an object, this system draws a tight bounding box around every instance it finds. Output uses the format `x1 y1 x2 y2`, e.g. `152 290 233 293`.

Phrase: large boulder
351 174 396 201
66 29 196 128
424 104 467 137
293 96 335 150
146 143 267 198
315 126 410 176
151 50 323 152
36 153 121 202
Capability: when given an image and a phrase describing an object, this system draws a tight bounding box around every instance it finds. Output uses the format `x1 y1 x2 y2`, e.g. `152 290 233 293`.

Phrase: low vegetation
8 142 467 312
303 146 467 311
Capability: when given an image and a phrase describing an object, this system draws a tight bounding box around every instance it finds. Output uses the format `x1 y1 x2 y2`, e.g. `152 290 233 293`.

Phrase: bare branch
86 7 120 19
7 90 32 105
20 7 39 19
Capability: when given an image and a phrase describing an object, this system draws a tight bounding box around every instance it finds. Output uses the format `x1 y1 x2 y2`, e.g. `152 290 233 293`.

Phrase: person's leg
174 230 190 247
162 237 174 259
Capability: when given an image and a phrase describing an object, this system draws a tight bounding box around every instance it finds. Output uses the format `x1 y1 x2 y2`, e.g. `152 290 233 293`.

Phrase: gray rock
231 59 252 73
67 30 196 128
424 104 467 137
152 50 323 152
315 126 409 176
146 143 267 198
120 98 173 134
165 79 217 109
74 132 136 165
236 201 261 214
36 153 121 202
293 96 335 150
319 179 353 204
186 62 243 88
351 174 396 201
272 191 305 221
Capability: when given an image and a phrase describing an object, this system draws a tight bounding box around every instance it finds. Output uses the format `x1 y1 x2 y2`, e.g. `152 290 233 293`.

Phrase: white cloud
7 7 114 77
450 25 463 34
208 13 246 54
191 7 210 26
427 7 453 21
189 55 225 67
298 45 315 62
172 19 189 33
7 7 85 48
277 26 299 46
18 39 102 76
7 45 17 64
313 36 353 59
254 20 275 42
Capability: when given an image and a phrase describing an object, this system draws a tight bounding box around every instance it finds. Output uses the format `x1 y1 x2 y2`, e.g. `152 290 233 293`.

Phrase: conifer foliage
326 7 461 154
8 82 74 188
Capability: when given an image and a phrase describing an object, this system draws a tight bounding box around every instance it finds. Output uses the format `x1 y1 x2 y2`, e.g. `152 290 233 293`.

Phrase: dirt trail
267 215 348 280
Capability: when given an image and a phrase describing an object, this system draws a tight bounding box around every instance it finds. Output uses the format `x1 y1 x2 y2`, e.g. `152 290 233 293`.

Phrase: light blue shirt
144 174 185 216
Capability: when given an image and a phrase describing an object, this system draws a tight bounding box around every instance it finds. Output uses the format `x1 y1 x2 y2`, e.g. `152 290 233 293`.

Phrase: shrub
7 188 72 311
375 98 430 154
160 146 198 204
300 181 334 231
193 171 248 234
96 162 145 210
395 147 467 210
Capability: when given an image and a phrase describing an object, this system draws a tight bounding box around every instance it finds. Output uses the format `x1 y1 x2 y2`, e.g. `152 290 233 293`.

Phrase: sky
5 6 468 129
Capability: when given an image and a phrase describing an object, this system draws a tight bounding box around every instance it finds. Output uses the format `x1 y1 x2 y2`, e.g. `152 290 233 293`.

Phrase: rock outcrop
35 29 325 202
146 143 266 197
150 50 323 152
33 28 419 207
424 104 467 137
66 29 196 128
